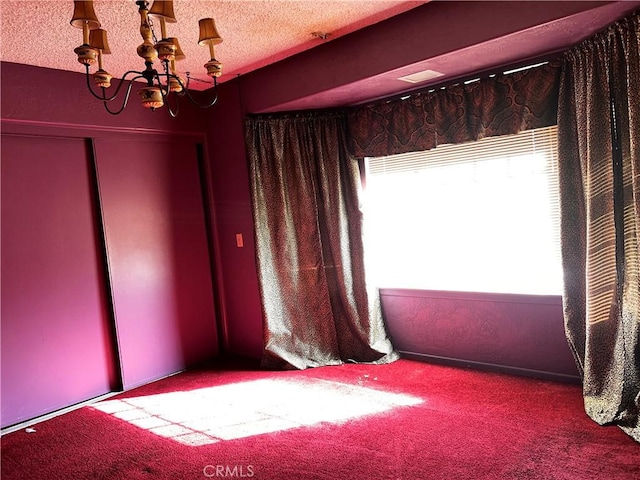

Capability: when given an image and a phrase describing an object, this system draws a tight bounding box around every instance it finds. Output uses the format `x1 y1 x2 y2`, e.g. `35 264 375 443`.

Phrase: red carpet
2 358 638 479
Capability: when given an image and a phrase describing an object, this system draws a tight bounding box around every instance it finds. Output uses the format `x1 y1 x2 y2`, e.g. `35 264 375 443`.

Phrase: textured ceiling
0 0 426 90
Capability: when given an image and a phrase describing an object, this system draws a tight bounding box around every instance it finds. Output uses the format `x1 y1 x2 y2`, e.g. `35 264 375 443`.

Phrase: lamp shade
149 0 177 23
70 1 101 30
167 37 186 61
89 28 111 54
198 18 223 46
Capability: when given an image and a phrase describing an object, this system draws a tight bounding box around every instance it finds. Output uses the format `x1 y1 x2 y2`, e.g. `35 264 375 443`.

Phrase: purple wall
1 134 117 427
381 289 579 382
95 137 219 389
1 63 221 427
205 81 264 359
0 63 205 133
238 0 618 113
204 76 581 378
2 0 598 428
202 2 591 374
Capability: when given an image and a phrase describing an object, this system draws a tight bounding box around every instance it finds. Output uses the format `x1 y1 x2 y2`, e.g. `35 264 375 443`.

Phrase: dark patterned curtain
347 62 560 158
557 11 639 442
245 112 398 369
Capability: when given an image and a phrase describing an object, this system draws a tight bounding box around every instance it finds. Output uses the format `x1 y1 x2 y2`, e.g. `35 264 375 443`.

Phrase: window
363 125 562 295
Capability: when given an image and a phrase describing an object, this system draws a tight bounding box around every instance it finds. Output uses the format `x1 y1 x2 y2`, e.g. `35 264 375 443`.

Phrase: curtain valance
347 62 561 158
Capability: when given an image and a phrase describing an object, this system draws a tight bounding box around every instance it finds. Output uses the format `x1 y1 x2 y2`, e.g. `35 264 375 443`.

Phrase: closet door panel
95 137 218 388
1 134 116 428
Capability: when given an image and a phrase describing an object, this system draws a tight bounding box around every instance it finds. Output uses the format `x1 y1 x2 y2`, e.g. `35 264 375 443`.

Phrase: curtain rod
354 52 563 108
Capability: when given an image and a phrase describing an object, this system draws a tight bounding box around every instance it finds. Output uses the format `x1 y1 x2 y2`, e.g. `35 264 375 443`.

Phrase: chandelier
70 0 223 116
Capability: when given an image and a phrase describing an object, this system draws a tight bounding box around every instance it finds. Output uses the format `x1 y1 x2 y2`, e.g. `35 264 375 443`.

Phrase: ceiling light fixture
70 0 223 117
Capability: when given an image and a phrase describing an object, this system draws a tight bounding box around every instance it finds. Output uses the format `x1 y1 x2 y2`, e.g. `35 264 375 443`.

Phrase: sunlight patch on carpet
91 378 423 446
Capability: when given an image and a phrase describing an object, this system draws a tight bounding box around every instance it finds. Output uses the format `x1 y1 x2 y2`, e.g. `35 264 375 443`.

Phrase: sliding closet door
94 137 218 389
1 134 117 428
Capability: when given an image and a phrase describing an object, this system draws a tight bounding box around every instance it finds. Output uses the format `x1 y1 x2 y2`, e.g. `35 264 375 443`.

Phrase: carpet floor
2 358 638 479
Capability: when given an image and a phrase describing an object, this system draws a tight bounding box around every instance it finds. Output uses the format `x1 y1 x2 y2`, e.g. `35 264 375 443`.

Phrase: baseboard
399 351 582 384
1 391 122 436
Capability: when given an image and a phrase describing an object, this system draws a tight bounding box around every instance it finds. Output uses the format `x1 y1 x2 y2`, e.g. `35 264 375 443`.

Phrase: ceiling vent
398 69 444 84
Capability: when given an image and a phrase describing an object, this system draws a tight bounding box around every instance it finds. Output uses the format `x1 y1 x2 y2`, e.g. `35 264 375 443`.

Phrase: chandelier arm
178 76 220 109
151 68 179 118
84 65 145 102
101 79 140 115
164 94 180 118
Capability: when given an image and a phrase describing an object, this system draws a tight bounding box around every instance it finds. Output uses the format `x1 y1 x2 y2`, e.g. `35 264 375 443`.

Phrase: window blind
368 126 558 175
363 126 562 295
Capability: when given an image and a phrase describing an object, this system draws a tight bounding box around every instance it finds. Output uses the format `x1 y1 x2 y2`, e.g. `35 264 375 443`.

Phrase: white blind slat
368 126 558 175
363 126 562 295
